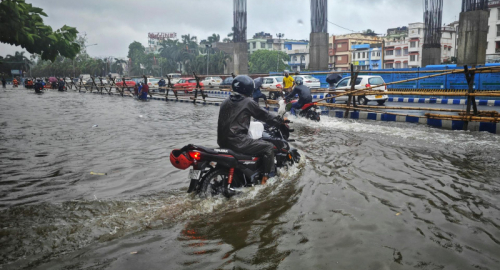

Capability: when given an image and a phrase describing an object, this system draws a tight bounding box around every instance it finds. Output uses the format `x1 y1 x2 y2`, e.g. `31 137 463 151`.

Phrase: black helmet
232 75 254 97
295 77 304 86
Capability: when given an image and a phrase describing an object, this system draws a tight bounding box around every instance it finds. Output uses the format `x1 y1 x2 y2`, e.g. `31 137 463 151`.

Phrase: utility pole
205 44 212 75
276 33 284 72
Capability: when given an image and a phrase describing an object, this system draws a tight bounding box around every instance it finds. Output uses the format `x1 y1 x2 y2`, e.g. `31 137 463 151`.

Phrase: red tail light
306 81 312 83
365 84 371 88
188 151 201 161
276 84 282 88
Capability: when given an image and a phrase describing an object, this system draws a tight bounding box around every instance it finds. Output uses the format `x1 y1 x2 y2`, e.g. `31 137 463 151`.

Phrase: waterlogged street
1 89 499 270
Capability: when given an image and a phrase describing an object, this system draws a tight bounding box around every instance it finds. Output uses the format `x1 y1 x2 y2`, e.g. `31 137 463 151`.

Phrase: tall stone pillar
233 0 248 75
309 0 328 71
456 10 488 66
421 0 443 67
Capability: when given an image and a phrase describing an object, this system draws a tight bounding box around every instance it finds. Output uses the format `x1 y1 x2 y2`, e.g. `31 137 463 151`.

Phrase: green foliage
249 50 289 74
0 0 80 61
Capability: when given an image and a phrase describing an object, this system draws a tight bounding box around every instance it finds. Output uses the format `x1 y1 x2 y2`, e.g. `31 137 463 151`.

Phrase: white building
487 0 500 63
383 22 458 68
285 41 310 72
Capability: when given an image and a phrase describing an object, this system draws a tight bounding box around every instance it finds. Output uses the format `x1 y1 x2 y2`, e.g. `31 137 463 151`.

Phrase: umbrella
48 77 57 83
326 74 342 85
253 77 263 89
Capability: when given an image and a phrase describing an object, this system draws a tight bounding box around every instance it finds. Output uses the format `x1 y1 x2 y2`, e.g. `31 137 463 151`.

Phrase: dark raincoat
285 85 312 105
217 94 280 155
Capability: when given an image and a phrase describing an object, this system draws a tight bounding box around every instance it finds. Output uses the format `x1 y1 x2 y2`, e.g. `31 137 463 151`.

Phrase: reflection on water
0 90 499 270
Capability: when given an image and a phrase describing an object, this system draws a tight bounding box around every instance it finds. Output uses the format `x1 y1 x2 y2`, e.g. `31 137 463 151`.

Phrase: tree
127 41 146 76
0 0 80 61
249 50 289 74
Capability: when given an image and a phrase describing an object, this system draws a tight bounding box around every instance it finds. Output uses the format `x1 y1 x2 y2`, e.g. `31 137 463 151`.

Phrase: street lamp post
276 33 284 72
205 44 212 75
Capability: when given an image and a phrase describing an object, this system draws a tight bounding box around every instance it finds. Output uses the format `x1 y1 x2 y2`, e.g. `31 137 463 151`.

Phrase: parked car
146 78 160 92
167 73 182 84
295 75 321 89
115 79 136 88
87 78 108 85
174 78 204 92
333 76 388 105
219 77 233 88
261 76 284 90
202 76 223 87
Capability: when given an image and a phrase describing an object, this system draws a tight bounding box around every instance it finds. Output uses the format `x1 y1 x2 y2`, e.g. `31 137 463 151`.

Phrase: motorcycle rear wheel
200 169 228 198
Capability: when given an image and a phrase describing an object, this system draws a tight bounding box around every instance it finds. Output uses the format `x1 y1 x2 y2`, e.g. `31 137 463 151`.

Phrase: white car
167 73 182 84
295 75 321 88
202 76 222 87
333 76 388 105
261 76 284 89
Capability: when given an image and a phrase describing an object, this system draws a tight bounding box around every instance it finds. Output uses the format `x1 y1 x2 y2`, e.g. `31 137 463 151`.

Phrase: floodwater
1 88 499 270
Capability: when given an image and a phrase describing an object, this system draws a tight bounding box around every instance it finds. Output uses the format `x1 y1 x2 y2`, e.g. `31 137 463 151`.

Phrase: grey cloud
0 0 461 57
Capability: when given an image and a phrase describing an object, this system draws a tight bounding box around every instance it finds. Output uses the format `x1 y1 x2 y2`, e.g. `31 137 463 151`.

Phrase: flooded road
1 89 499 270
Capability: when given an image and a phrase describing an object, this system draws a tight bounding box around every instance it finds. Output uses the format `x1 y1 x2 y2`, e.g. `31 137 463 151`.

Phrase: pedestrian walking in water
58 78 65 91
1 77 6 89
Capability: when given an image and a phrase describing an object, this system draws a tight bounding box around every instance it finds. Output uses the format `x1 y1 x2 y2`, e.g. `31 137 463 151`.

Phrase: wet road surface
1 88 499 269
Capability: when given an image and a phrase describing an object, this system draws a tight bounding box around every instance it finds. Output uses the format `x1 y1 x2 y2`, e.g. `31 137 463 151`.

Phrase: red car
115 79 136 89
174 78 204 93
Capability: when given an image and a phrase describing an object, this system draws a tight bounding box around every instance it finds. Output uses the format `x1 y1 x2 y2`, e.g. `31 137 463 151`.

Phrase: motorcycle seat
301 103 316 110
192 145 256 161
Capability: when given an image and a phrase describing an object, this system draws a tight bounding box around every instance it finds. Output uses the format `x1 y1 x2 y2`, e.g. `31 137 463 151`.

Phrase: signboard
148 32 177 40
11 70 21 75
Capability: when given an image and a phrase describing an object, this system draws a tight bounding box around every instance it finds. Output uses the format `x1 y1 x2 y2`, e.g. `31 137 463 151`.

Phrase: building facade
285 41 310 72
383 22 458 68
329 33 382 71
487 0 500 63
351 44 382 70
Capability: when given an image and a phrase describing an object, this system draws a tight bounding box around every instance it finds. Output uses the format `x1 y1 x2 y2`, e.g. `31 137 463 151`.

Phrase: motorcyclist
34 78 44 93
158 77 166 93
284 77 312 116
58 78 66 91
217 75 282 185
13 78 18 87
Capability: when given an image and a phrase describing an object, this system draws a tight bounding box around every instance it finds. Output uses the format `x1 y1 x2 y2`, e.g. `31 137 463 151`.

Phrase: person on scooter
284 77 312 116
12 78 18 87
58 78 65 91
217 75 282 185
252 77 268 108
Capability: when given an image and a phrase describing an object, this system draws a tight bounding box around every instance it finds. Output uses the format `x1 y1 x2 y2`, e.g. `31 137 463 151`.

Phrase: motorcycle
284 99 321 122
170 106 300 198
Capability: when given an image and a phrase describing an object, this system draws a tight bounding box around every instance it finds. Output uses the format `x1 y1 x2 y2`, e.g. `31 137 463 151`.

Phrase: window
362 52 365 58
377 52 381 56
496 41 500 53
403 62 408 68
337 43 342 48
353 53 356 59
338 56 342 61
268 43 272 49
386 63 393 68
355 78 362 85
336 79 349 87
188 79 197 83
497 25 500 37
252 42 256 49
418 29 421 34
368 77 384 85
293 56 297 61
261 42 265 48
386 50 393 56
410 41 416 48
301 55 305 61
357 52 360 58
410 55 419 62
395 63 401 68
395 49 401 56
498 8 500 20
403 48 409 55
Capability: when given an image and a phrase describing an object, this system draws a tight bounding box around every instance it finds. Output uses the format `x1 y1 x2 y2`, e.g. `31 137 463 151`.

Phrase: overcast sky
0 0 461 58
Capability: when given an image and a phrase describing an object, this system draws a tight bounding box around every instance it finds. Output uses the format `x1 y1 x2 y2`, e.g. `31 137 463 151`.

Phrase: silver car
333 76 388 105
295 75 321 89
